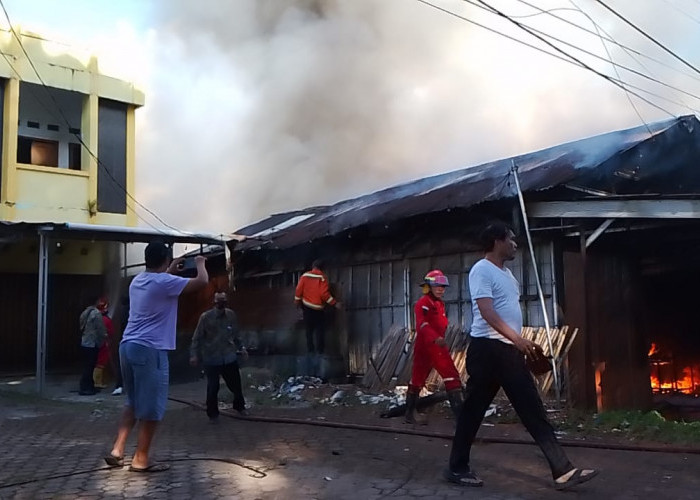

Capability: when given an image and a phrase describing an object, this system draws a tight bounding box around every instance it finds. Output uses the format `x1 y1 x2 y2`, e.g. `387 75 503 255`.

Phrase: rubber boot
404 391 428 425
93 366 107 389
447 388 464 419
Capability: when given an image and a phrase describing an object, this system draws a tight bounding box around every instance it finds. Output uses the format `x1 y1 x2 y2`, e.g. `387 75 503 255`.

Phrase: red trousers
409 335 462 392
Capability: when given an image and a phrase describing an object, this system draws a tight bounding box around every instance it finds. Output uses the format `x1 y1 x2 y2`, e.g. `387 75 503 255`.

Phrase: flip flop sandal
554 468 599 490
128 463 171 473
104 455 124 467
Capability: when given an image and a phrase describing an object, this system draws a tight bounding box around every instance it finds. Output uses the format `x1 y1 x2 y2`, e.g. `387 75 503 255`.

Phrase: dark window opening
17 136 59 167
68 143 81 170
69 127 80 135
47 124 59 131
27 121 39 129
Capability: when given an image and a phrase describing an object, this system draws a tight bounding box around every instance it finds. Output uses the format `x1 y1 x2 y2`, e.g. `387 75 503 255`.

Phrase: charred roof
235 115 700 251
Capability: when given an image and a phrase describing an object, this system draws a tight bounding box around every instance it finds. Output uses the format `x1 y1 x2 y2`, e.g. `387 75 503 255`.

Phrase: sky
3 0 700 235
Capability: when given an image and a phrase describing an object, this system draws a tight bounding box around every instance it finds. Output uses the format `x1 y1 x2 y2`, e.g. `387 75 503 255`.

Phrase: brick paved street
1 379 700 499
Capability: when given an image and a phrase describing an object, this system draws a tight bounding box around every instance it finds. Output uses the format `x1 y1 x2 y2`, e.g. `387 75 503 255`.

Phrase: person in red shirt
294 259 341 354
406 270 464 425
93 297 114 389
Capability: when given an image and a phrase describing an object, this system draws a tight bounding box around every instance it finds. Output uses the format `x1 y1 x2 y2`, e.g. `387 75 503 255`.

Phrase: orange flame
648 343 658 357
649 362 700 395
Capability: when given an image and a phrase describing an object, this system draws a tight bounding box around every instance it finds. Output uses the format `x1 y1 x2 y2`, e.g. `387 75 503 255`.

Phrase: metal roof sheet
235 115 700 251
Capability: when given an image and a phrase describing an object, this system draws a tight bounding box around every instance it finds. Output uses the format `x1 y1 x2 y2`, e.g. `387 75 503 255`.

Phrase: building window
18 82 83 170
17 136 59 167
68 143 81 170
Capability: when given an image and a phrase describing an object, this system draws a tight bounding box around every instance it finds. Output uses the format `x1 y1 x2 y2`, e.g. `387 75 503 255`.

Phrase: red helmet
423 270 449 287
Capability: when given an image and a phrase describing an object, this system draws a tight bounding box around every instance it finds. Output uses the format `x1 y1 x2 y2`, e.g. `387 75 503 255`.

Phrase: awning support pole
36 229 50 395
511 161 561 401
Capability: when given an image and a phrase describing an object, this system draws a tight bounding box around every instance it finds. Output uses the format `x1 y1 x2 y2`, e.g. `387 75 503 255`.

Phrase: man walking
190 291 248 422
104 242 208 472
444 222 598 490
78 297 108 395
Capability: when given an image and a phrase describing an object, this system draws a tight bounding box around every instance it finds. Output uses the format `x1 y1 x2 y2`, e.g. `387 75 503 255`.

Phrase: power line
0 0 185 235
470 0 678 117
472 0 652 129
563 1 649 132
463 0 700 109
657 0 700 27
567 0 699 118
509 0 700 84
415 0 678 117
594 0 700 77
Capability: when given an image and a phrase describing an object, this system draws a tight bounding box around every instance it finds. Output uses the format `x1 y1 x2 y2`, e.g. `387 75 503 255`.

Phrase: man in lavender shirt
104 241 208 472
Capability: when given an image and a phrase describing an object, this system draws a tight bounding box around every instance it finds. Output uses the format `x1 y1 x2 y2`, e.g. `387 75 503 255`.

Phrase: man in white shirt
444 222 598 491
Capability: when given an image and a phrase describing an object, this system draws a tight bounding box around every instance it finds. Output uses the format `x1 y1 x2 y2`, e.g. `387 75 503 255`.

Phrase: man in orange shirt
294 259 341 354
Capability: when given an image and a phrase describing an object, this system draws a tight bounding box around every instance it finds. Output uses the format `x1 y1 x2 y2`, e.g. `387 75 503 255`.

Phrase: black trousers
303 307 326 354
205 361 246 419
449 337 572 479
111 349 123 389
79 346 100 394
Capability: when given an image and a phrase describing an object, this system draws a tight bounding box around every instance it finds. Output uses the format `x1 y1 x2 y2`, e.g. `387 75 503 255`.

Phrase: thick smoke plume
133 0 699 234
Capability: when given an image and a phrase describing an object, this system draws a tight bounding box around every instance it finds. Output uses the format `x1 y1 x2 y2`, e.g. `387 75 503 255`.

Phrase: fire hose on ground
167 396 700 456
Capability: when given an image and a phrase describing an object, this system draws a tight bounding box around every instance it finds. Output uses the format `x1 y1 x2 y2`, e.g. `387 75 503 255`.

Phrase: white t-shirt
469 258 522 344
121 272 189 350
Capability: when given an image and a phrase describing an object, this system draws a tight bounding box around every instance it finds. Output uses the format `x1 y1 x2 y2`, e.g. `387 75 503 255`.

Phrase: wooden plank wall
585 254 652 410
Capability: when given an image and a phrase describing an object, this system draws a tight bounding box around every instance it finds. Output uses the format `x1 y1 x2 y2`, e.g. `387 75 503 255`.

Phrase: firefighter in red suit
406 270 464 425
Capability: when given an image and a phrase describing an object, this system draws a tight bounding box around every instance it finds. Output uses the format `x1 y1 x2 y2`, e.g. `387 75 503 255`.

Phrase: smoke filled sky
5 0 700 234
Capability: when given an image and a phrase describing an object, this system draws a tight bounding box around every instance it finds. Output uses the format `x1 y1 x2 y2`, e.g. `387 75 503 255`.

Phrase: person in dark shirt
190 291 248 422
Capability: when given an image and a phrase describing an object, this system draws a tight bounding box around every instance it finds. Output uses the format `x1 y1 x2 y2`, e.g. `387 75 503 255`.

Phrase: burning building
228 115 700 412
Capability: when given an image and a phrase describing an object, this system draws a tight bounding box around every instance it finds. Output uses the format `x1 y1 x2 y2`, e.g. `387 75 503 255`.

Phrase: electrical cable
569 0 700 122
471 0 678 117
657 0 700 26
416 0 679 117
475 0 654 131
463 0 700 109
509 0 700 83
594 0 700 77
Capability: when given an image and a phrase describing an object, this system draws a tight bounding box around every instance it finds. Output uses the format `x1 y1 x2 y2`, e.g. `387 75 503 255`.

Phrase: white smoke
9 1 700 233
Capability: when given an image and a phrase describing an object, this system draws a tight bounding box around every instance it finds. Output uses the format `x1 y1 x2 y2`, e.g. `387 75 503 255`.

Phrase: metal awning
0 221 226 244
0 221 224 394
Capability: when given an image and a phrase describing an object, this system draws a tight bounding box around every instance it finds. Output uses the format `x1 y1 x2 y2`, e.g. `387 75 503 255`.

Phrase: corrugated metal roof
235 115 700 251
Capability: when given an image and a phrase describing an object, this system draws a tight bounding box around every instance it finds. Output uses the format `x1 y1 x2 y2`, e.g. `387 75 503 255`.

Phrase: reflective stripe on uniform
302 299 324 310
302 273 325 280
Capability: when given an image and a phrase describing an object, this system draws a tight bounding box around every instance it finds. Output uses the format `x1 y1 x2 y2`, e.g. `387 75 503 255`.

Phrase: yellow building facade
0 27 143 228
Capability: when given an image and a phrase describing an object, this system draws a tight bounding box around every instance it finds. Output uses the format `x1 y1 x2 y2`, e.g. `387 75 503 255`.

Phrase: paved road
1 382 699 499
